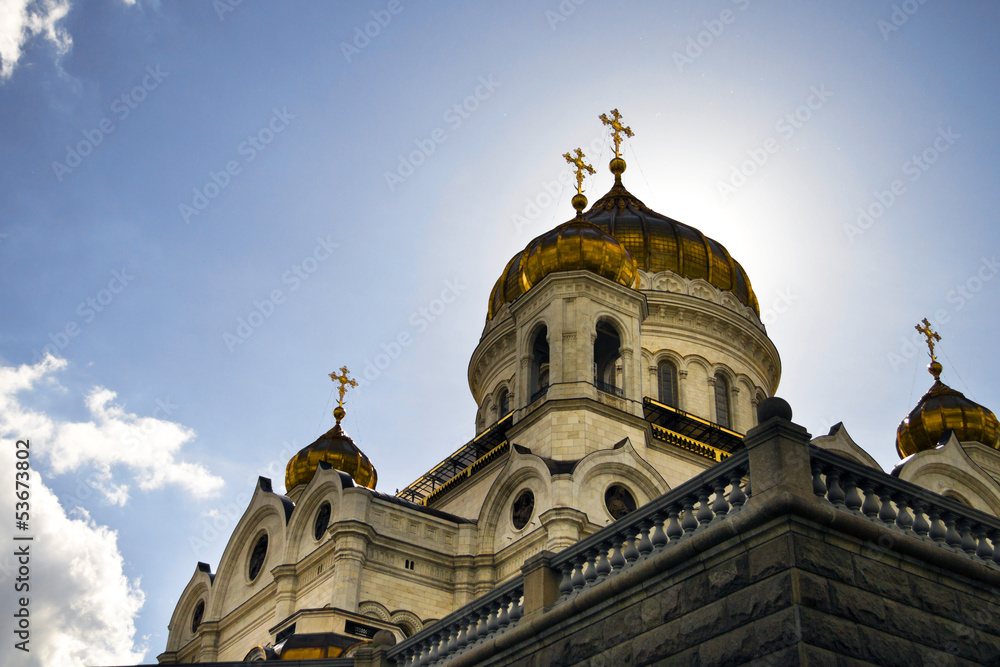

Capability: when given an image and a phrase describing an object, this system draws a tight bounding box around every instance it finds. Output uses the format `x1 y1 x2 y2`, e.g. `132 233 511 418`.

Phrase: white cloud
0 446 147 666
0 354 225 503
0 0 73 81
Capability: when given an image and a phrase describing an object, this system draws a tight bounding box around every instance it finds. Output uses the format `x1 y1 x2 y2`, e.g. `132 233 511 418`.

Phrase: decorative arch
207 478 291 620
358 600 391 622
390 610 423 637
576 452 669 509
494 382 512 418
476 451 551 555
283 464 353 563
683 354 712 376
165 564 214 652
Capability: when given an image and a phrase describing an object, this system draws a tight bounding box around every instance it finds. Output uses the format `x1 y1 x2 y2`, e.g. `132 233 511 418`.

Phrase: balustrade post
743 398 813 502
521 551 561 618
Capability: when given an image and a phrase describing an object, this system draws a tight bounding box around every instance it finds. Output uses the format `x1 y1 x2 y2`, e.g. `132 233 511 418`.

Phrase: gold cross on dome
599 108 634 158
329 366 358 408
563 148 595 194
915 318 941 362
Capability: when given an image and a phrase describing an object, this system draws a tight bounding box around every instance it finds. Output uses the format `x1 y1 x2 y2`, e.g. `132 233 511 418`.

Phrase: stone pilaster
539 507 589 552
271 564 298 625
328 521 375 611
195 621 219 662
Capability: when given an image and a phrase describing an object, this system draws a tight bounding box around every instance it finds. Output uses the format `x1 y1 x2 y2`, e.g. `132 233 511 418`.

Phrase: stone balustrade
811 446 1000 566
387 577 524 667
549 450 750 601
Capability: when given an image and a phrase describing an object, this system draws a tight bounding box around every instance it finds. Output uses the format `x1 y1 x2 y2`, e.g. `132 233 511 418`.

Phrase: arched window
594 321 622 396
657 360 678 407
498 387 510 416
714 373 731 428
530 327 549 402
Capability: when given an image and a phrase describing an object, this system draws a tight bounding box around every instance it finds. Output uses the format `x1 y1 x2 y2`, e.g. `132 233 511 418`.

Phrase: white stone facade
159 215 1000 664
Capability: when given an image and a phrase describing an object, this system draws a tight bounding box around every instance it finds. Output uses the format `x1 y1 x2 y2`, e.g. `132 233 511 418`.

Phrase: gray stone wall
471 515 1000 666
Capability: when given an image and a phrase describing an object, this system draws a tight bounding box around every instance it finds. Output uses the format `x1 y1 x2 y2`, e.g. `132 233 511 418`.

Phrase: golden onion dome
487 158 759 320
896 361 1000 458
286 405 378 491
518 214 639 295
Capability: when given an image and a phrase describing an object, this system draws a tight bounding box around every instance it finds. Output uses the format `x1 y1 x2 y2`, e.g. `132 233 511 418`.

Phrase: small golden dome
285 421 378 490
286 368 376 491
896 363 1000 458
518 216 639 295
487 158 759 321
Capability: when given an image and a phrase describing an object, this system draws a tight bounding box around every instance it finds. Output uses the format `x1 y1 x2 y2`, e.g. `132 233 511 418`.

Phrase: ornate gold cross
599 108 634 158
329 366 358 408
915 318 941 362
563 148 595 195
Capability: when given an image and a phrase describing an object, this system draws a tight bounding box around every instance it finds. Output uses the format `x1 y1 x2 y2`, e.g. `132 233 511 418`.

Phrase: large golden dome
286 408 377 491
488 159 759 320
896 361 1000 458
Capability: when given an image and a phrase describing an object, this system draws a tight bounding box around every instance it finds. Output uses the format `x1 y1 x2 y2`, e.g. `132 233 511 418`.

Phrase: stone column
678 369 688 410
648 365 657 400
550 301 563 386
730 385 741 431
518 355 531 408
620 347 633 398
706 376 717 422
271 564 298 626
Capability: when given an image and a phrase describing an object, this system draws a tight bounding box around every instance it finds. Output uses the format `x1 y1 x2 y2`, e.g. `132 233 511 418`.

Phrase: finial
563 148 595 214
599 108 634 159
914 319 943 380
328 366 358 424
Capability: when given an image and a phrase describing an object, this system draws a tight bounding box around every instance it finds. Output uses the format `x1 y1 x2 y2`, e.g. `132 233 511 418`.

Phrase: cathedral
155 112 1000 665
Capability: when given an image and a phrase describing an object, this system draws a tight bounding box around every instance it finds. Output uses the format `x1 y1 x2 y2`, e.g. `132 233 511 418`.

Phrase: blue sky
1 0 998 663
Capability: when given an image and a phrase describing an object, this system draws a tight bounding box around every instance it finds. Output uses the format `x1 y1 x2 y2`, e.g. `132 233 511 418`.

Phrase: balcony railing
594 377 624 397
529 384 548 404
